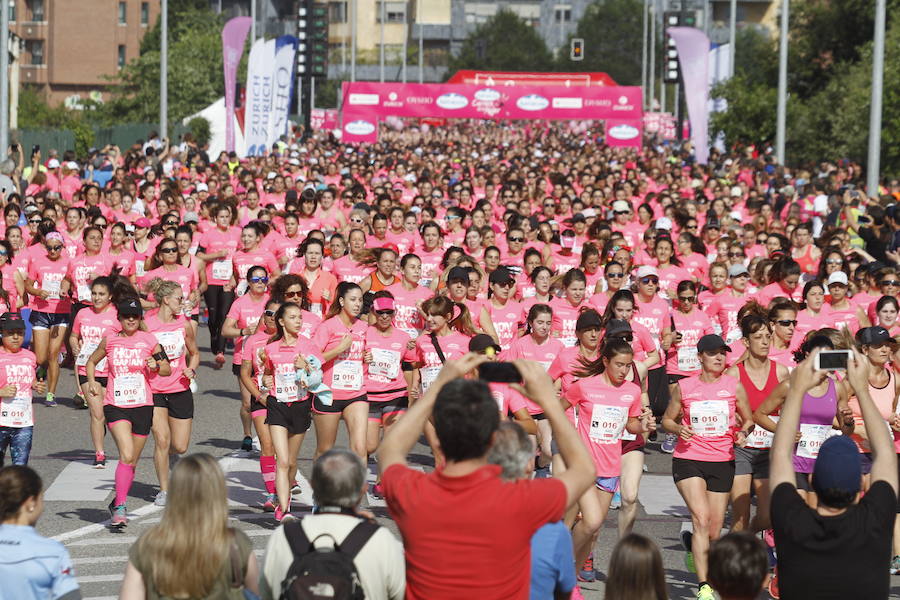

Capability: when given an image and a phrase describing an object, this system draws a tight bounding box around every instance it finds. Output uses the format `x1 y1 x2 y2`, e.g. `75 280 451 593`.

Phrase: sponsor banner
221 17 252 153
446 70 618 87
266 35 297 148
342 116 378 144
341 81 642 121
669 27 711 164
605 119 643 147
244 38 276 156
310 108 339 131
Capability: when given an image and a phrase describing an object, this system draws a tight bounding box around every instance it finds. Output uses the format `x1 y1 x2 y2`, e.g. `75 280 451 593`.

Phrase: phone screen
478 362 522 384
818 351 848 370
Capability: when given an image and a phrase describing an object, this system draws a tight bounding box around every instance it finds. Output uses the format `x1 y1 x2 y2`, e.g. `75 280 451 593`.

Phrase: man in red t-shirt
379 354 594 600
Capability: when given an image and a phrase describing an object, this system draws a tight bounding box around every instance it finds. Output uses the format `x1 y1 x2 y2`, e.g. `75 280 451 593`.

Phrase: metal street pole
0 0 9 154
729 0 736 76
649 0 656 110
160 0 168 140
401 2 407 82
418 25 423 84
350 0 357 81
775 0 788 164
250 0 256 42
642 0 649 109
379 0 385 82
866 0 886 197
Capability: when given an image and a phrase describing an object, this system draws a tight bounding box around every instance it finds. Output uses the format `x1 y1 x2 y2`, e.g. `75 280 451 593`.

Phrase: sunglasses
825 258 843 265
46 245 63 252
881 280 900 287
775 319 798 327
614 210 630 215
95 223 108 228
28 218 41 224
640 277 659 285
607 272 625 279
164 221 178 226
375 310 395 316
508 236 524 243
503 195 514 199
264 310 277 317
686 224 698 229
249 276 269 284
678 296 697 303
284 290 303 298
493 280 515 288
350 218 364 223
703 349 728 357
728 252 745 258
159 247 178 254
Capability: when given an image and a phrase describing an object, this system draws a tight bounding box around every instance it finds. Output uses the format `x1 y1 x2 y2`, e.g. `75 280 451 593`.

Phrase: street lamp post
775 0 788 164
0 0 9 153
867 0 886 196
160 0 168 140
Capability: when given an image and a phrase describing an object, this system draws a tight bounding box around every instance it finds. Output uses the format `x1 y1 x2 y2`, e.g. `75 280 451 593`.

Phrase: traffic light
298 1 328 78
663 11 696 84
570 38 584 61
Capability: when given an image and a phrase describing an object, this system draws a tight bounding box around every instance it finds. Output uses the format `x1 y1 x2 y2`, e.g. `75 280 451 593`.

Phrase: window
554 6 572 23
117 45 126 69
118 1 126 24
375 1 406 23
328 1 347 24
140 2 149 25
28 40 44 65
28 0 44 21
8 0 16 23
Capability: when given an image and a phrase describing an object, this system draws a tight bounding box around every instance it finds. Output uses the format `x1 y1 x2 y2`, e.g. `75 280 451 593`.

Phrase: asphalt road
18 327 900 599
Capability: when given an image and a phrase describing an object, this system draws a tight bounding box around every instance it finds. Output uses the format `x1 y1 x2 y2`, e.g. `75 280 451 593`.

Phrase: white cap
47 158 60 168
635 265 659 279
612 200 631 212
195 182 208 192
289 158 300 166
266 172 277 180
66 161 79 170
655 216 673 230
827 271 849 286
581 208 597 218
404 173 416 182
730 186 742 197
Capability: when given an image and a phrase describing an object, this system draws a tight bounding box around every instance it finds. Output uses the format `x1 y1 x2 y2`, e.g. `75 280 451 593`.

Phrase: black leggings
204 284 235 354
647 366 671 418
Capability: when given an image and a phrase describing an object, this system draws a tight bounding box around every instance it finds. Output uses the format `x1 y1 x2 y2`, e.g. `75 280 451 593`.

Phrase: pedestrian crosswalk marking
44 460 119 502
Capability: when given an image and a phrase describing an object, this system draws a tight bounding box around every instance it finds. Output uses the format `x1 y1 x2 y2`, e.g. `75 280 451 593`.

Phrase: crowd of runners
1 121 900 599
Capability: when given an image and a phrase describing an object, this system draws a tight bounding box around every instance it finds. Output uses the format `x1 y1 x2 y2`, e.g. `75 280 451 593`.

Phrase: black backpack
279 518 380 600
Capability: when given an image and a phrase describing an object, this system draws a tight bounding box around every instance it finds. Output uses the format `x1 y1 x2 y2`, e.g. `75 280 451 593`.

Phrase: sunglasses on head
249 276 269 284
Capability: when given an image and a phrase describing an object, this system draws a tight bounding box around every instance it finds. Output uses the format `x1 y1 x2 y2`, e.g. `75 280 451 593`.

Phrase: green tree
566 0 643 85
449 9 555 74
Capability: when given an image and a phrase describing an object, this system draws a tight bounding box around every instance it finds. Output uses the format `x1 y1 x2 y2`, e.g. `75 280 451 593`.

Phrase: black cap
575 310 603 332
856 326 894 346
469 334 501 354
571 213 586 223
697 334 731 354
489 266 514 285
446 266 470 284
605 318 632 338
0 312 26 331
116 298 143 318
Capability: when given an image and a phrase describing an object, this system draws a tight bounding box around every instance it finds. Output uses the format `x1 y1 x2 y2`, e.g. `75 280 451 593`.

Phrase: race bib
235 280 248 297
212 259 233 281
135 259 145 278
797 424 839 459
77 284 91 303
589 404 628 444
75 341 107 371
560 336 577 348
331 359 363 391
369 348 401 380
725 328 742 346
113 373 146 407
746 416 778 449
690 400 729 437
155 330 185 360
310 303 323 318
420 366 441 393
41 273 62 300
402 328 419 340
274 370 299 403
0 396 33 427
677 346 701 372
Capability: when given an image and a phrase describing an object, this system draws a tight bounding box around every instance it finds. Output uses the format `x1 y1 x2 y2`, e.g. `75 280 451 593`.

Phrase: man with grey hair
0 158 17 203
488 422 577 600
259 448 405 600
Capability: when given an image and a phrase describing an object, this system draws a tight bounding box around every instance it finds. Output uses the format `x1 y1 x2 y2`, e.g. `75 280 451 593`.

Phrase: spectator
487 421 576 600
769 348 897 599
259 447 405 600
708 532 769 600
119 454 260 599
0 465 81 600
378 354 594 599
603 533 667 600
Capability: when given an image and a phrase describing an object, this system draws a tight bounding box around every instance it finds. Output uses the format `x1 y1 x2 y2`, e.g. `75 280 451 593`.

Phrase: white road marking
638 474 690 518
44 460 119 502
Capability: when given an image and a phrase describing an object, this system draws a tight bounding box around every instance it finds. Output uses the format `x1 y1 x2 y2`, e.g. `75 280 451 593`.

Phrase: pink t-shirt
66 253 115 305
199 226 241 285
757 281 803 306
673 374 738 462
570 377 642 476
708 291 748 347
331 255 367 284
417 249 444 287
0 348 38 427
145 312 192 394
71 305 121 376
232 248 280 288
633 295 670 353
550 297 586 348
364 326 415 400
483 299 523 350
141 265 199 307
503 335 565 415
103 331 158 408
414 331 472 395
488 382 528 416
385 282 432 339
313 317 368 401
656 264 694 295
27 253 71 313
666 309 716 376
226 293 269 366
264 336 321 404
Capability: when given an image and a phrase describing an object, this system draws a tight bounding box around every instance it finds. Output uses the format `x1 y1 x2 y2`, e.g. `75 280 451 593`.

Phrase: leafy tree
565 0 643 85
18 87 95 156
449 9 555 74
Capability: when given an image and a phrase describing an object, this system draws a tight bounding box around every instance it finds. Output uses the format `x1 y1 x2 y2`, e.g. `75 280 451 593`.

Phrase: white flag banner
245 38 276 156
266 35 297 148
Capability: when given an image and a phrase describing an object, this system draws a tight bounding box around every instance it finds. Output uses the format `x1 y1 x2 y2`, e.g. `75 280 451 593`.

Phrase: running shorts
265 397 312 435
104 404 153 437
672 457 735 493
152 390 194 420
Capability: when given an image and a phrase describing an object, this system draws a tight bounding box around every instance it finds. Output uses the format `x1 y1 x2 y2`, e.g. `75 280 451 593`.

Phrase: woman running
667 280 716 381
767 299 799 368
70 277 120 466
792 280 831 351
174 225 207 336
479 266 524 350
551 269 589 348
312 282 368 459
85 298 171 527
359 247 401 294
0 313 45 466
662 334 755 600
144 279 200 507
293 238 338 318
384 253 430 340
196 204 241 368
231 222 280 297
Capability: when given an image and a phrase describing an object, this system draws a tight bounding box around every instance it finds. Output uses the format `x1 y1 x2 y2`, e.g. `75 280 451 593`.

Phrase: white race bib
77 284 91 303
41 274 62 300
212 259 233 280
331 359 363 391
76 341 104 369
0 395 33 427
677 346 701 372
235 280 248 297
135 259 145 278
420 366 441 393
369 348 401 380
746 416 778 449
690 400 729 437
797 424 839 459
113 373 146 407
311 303 323 318
725 328 742 346
589 404 628 444
155 330 185 361
274 371 299 403
560 336 577 348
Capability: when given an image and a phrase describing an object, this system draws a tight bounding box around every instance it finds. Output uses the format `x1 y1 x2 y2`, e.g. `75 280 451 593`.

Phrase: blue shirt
529 521 575 600
0 524 80 600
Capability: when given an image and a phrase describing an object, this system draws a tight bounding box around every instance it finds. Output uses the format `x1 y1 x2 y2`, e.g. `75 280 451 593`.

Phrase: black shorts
401 360 414 372
265 397 312 435
104 404 153 437
313 394 367 414
668 373 688 385
191 314 199 322
368 396 408 421
672 457 735 493
78 374 108 388
532 412 547 421
796 471 813 492
29 310 69 330
250 396 267 417
232 363 241 376
734 446 770 479
152 390 194 420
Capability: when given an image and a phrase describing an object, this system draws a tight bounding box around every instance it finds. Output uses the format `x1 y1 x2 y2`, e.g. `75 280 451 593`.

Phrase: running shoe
763 528 776 548
577 553 596 582
281 512 298 523
370 482 385 499
108 501 127 527
153 491 167 507
697 583 716 600
891 555 900 575
44 393 57 407
292 480 302 494
93 452 106 469
240 436 253 452
72 393 87 409
610 490 621 509
768 568 780 599
681 530 696 573
214 352 226 368
661 432 677 453
263 494 277 512
274 506 291 522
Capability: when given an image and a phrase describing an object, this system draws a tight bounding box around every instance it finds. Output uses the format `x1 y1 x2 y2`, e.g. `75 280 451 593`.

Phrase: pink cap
134 217 152 228
372 297 395 312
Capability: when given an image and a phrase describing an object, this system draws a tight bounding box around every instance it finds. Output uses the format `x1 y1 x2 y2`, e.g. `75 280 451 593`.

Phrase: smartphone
478 362 522 384
31 144 39 158
815 350 851 371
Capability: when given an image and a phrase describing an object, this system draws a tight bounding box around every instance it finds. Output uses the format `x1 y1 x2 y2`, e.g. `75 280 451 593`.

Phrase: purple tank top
793 377 837 473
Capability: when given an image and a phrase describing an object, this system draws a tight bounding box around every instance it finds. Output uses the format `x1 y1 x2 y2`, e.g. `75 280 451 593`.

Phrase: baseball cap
612 200 631 213
469 333 501 354
47 158 60 168
575 310 603 332
812 435 861 500
489 267 514 285
827 271 849 286
372 297 395 312
655 217 673 231
446 266 470 284
730 185 743 197
195 182 209 192
728 264 750 278
856 326 894 346
183 212 199 224
116 298 143 318
571 213 586 224
636 265 659 279
0 312 26 331
697 334 731 354
605 319 633 338
134 217 152 229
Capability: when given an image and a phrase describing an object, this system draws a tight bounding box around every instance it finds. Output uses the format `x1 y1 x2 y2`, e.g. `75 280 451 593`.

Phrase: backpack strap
337 519 380 559
283 519 314 558
430 332 446 364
